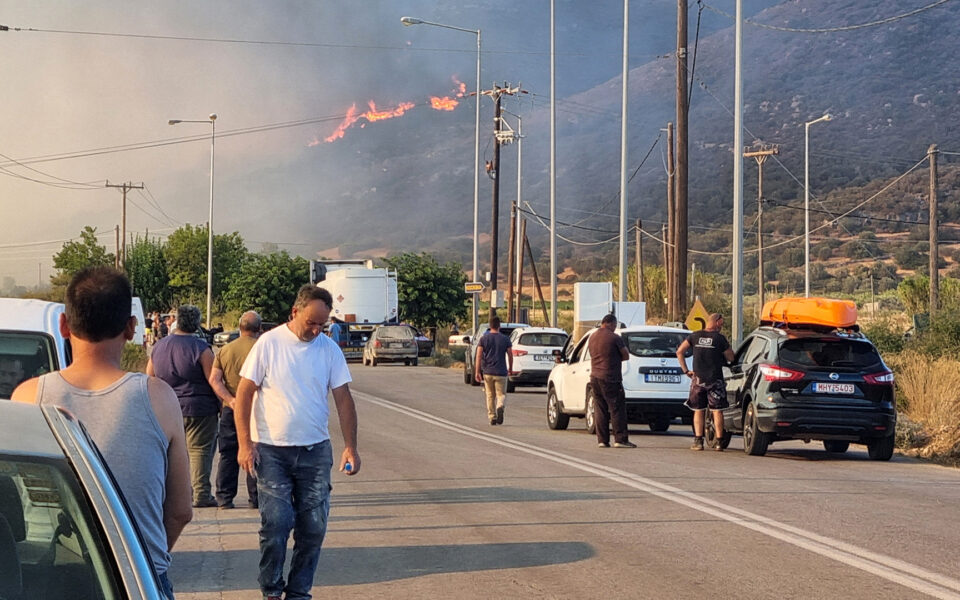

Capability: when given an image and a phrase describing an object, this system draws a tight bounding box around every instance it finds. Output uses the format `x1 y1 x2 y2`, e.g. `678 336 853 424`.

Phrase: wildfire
430 96 458 111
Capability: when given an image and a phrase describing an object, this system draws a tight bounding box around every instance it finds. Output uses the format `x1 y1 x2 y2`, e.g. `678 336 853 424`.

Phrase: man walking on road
474 315 513 425
588 314 636 448
235 285 360 600
208 310 261 509
676 312 735 451
13 267 193 599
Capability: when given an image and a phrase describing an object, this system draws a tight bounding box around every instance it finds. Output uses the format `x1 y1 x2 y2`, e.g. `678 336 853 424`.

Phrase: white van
130 297 145 346
0 298 70 399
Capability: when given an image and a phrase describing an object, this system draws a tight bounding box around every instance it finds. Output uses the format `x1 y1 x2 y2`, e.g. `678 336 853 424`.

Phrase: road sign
464 281 486 294
685 299 710 331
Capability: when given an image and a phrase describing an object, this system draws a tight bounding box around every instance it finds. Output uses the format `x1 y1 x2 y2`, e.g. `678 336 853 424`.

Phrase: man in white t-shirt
234 285 360 600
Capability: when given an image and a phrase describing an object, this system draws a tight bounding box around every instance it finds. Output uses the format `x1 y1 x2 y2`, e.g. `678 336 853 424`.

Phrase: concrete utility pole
517 218 526 322
114 225 120 270
617 0 631 303
635 219 645 303
665 123 675 319
105 180 144 270
675 0 689 321
502 110 522 323
928 143 940 315
486 84 521 320
743 144 779 312
731 0 744 346
550 0 558 328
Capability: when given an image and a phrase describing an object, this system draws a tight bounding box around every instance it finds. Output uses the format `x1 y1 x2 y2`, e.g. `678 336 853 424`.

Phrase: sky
0 0 774 288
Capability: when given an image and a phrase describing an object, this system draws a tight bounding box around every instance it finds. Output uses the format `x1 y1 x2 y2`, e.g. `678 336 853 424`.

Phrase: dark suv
711 326 896 460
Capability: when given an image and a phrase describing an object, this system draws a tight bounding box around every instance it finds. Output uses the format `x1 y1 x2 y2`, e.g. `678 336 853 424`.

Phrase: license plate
390 342 403 348
814 382 855 394
534 354 553 362
645 374 681 384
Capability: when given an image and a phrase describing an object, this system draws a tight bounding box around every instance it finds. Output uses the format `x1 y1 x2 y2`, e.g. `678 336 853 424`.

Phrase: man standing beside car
13 266 193 599
208 310 261 509
588 313 636 448
676 312 735 451
474 315 513 425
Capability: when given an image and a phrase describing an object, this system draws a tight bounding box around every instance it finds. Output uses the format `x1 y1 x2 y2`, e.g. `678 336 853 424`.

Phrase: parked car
412 327 434 358
213 321 278 348
362 325 419 366
0 401 164 598
506 327 569 392
546 325 692 432
462 322 530 386
0 299 70 400
714 325 896 459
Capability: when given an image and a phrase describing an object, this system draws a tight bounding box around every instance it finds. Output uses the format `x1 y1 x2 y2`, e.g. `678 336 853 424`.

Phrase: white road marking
354 391 960 600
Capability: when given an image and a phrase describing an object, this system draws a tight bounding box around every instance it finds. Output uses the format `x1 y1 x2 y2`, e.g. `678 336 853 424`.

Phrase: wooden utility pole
635 219 645 303
516 219 527 322
114 225 120 269
675 0 689 320
666 122 675 318
105 180 144 270
507 198 517 321
928 144 939 315
523 229 549 324
743 144 779 312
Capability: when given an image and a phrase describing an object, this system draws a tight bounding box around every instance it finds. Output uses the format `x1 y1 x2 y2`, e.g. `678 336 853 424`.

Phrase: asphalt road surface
170 365 960 599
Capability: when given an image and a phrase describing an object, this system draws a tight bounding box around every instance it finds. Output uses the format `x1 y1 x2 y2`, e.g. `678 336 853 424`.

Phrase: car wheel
464 363 473 385
547 388 570 430
743 403 770 456
823 440 850 453
371 357 378 367
648 417 671 433
506 380 516 393
404 359 410 366
411 358 418 367
867 436 895 461
585 389 597 435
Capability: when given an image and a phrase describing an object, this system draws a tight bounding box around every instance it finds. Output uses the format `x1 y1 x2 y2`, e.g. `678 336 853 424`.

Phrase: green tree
897 275 928 316
382 252 468 330
163 224 249 306
50 226 115 299
223 251 309 323
125 235 169 312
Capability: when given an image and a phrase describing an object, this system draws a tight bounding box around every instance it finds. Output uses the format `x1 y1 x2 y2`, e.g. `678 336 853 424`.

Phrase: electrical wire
700 0 953 33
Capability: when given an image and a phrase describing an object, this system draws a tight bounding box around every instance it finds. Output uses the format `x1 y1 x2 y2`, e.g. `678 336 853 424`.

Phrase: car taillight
863 370 894 385
373 340 382 348
511 349 528 357
758 364 804 382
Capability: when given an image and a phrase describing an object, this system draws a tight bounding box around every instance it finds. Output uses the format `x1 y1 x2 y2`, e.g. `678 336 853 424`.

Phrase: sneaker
490 419 498 426
714 439 725 452
598 442 610 448
613 441 637 448
247 501 259 509
690 437 704 451
496 406 504 424
193 497 217 508
217 501 235 509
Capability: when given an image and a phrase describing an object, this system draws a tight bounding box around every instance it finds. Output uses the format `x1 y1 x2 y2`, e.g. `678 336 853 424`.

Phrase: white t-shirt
239 323 352 446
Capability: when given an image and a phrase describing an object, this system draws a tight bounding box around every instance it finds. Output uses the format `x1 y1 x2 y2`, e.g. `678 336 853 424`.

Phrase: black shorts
685 377 728 411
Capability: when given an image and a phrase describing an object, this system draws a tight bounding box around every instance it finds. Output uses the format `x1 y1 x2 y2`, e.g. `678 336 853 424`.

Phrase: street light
804 113 831 297
168 113 217 328
401 16 482 334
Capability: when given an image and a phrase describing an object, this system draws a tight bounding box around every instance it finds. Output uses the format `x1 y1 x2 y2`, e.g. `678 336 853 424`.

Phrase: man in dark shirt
676 313 735 451
587 314 636 448
474 316 513 425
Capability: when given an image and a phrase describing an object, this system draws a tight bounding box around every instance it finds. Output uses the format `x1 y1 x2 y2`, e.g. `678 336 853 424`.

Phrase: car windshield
379 326 413 339
621 331 688 358
517 332 568 347
779 339 883 369
0 333 56 400
0 457 122 598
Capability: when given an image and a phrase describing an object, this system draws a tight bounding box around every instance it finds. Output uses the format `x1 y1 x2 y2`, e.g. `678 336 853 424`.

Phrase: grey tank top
37 372 171 575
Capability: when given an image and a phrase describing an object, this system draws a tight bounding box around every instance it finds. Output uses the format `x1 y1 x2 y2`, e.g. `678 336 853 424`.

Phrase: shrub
905 314 960 359
122 344 148 373
861 319 905 355
886 352 960 460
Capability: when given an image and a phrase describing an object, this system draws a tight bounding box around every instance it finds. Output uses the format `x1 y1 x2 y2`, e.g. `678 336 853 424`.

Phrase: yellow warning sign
685 299 710 331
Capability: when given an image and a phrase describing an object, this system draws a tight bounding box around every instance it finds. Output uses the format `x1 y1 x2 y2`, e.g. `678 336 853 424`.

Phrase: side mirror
463 336 471 344
552 349 565 363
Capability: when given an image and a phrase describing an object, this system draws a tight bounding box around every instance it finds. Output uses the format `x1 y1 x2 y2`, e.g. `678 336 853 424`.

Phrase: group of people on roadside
11 266 361 600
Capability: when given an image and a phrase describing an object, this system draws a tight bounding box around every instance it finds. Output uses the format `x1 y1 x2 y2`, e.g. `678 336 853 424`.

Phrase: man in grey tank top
12 266 193 599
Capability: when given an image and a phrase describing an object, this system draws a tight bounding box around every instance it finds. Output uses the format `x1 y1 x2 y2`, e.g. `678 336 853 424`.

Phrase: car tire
585 389 597 435
823 440 850 453
648 417 671 433
506 380 516 393
371 357 378 367
867 436 895 461
411 358 418 367
404 359 410 366
464 363 472 385
743 403 770 456
547 388 570 430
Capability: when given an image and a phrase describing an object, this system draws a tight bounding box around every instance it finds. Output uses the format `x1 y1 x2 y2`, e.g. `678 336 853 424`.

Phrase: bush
122 344 148 373
886 352 960 460
905 314 960 359
861 319 906 355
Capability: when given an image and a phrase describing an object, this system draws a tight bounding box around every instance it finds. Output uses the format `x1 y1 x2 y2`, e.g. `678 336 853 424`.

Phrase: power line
700 0 953 33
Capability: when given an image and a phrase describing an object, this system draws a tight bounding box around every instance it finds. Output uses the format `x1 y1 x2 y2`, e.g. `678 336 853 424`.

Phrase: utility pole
523 225 549 324
744 144 779 312
661 223 669 311
928 144 939 315
114 225 120 269
105 180 144 270
502 110 522 323
635 219 645 303
617 0 630 303
517 218 526 322
675 0 689 321
666 122 675 319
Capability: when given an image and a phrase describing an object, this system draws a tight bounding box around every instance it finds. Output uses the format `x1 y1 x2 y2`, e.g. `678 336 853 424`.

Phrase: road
170 365 960 599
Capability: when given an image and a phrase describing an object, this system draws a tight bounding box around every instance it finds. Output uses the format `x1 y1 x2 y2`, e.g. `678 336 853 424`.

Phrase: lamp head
168 119 182 125
209 113 217 121
822 113 832 122
400 16 423 26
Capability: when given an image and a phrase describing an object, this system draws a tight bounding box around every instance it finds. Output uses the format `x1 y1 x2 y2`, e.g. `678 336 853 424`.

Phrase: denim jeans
256 441 333 600
158 571 175 599
216 407 258 506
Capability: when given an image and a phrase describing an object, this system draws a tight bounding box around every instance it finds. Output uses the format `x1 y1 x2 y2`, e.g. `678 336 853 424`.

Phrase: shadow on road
331 486 611 507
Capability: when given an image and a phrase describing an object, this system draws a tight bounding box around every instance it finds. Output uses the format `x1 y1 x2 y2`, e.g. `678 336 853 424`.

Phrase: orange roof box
761 297 857 329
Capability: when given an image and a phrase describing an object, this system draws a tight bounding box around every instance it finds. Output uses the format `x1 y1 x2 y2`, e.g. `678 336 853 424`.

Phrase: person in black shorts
676 313 735 451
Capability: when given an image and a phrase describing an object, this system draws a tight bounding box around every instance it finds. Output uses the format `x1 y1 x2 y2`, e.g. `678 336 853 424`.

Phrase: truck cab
0 299 70 399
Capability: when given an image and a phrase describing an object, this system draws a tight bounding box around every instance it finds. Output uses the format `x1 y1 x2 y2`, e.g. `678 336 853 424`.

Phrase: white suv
546 325 692 433
506 327 569 392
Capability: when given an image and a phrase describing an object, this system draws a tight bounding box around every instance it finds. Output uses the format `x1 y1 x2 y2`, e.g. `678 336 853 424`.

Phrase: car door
725 336 769 430
559 334 592 412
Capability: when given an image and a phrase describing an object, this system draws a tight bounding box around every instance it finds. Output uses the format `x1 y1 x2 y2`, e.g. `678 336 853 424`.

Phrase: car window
741 337 769 365
517 333 568 347
779 339 882 369
621 331 688 358
568 336 589 364
0 458 122 598
378 326 414 339
0 333 57 399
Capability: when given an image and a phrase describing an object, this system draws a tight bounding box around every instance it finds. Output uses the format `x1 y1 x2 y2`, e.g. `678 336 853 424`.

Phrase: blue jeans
158 571 175 599
255 441 333 600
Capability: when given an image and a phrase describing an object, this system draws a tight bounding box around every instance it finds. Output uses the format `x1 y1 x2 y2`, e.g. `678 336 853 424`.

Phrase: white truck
310 259 399 360
0 298 70 399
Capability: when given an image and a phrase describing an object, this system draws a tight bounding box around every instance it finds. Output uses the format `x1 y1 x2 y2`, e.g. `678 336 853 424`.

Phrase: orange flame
320 103 360 144
363 100 415 122
452 76 467 97
430 96 458 111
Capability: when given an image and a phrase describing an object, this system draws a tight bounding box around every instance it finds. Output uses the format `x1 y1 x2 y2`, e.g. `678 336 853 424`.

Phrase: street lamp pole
169 114 217 328
401 17 481 335
804 113 831 298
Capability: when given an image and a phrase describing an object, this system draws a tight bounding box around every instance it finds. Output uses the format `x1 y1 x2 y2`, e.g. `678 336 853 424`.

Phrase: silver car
0 402 163 599
361 325 419 366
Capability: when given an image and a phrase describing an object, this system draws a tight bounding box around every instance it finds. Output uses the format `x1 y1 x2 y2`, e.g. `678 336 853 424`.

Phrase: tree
382 252 468 330
125 235 170 312
50 226 115 299
163 224 249 306
223 251 309 323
